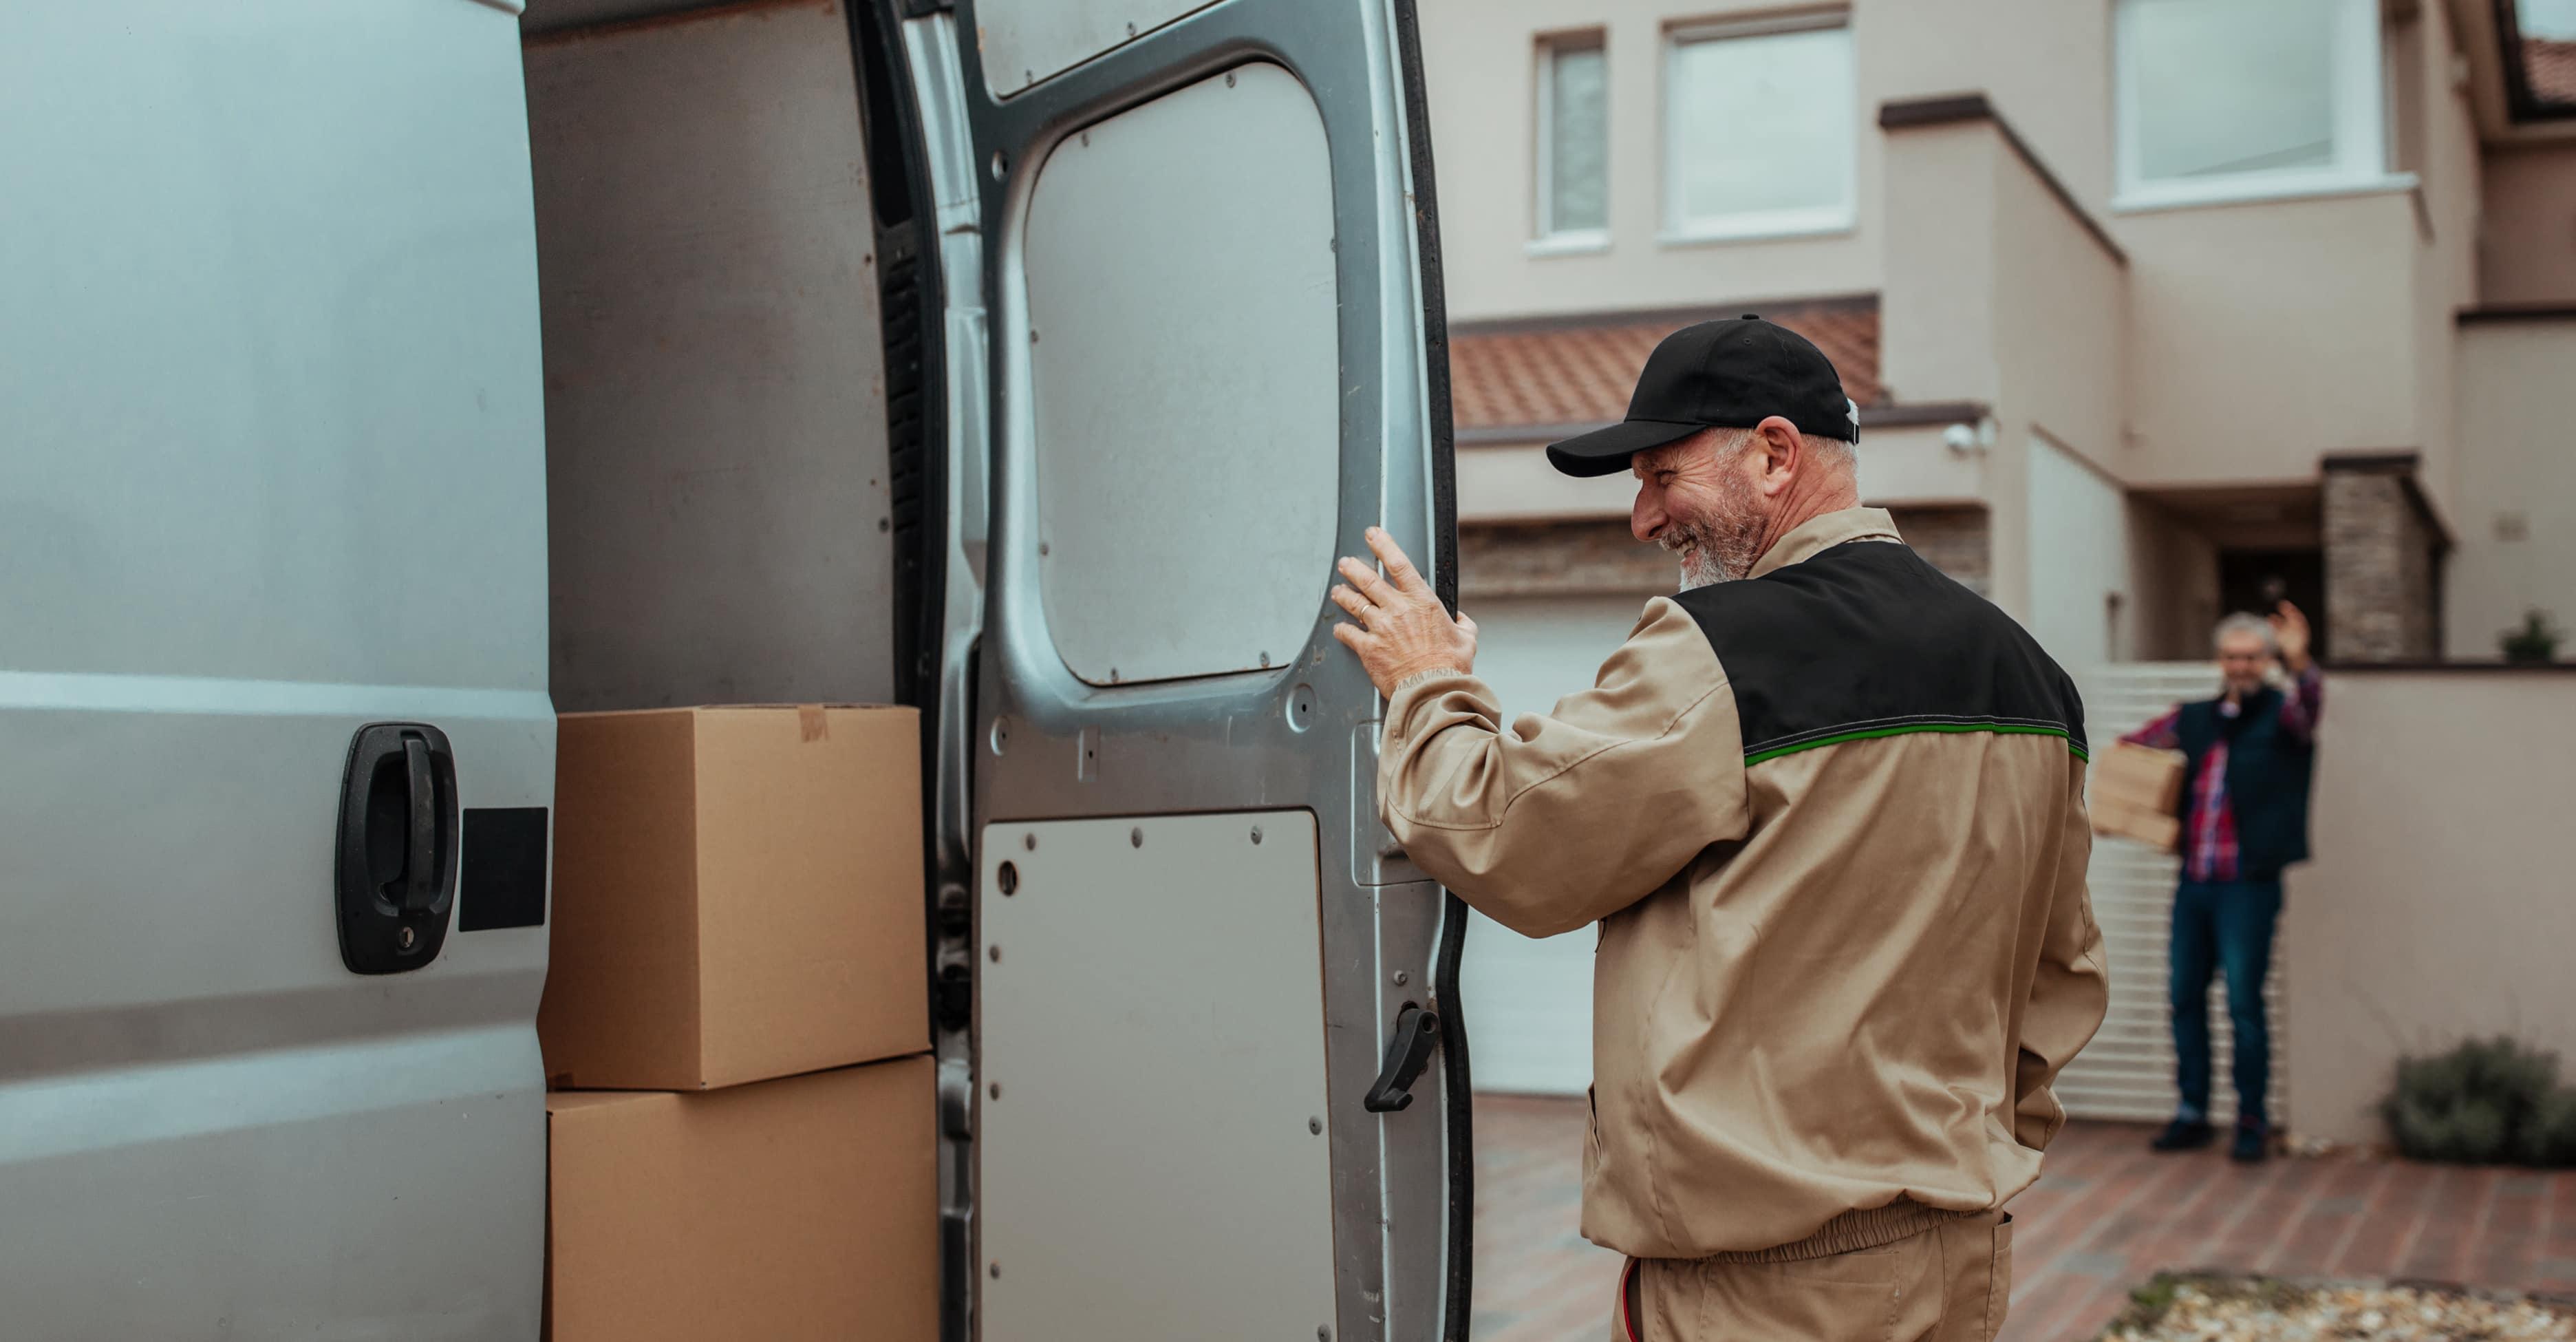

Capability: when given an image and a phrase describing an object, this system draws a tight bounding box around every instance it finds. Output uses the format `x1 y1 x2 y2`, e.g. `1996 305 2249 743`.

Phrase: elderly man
1329 317 2108 1341
2123 604 2320 1164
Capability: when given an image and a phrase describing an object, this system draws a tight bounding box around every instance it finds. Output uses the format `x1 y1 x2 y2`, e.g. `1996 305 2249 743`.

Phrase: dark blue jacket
2174 686 2315 880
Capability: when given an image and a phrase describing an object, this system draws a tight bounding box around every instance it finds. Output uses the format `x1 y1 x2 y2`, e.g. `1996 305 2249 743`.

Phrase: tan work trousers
1611 1211 2012 1341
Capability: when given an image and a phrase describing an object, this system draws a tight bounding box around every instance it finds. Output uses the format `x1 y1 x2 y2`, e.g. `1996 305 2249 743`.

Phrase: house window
2115 0 2388 208
2503 0 2576 123
1535 34 1608 250
1662 14 1856 244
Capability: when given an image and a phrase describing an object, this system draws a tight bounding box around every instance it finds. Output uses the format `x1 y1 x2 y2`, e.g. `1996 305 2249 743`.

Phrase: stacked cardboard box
542 706 934 1341
2090 741 2186 852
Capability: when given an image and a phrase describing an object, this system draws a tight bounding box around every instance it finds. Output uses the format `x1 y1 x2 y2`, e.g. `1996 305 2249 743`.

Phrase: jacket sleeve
2121 706 2182 749
2012 767 2112 1150
2277 665 2325 743
1375 598 1748 939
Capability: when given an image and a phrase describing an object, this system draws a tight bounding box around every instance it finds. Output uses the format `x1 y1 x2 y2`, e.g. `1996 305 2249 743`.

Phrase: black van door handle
400 736 439 915
336 723 459 974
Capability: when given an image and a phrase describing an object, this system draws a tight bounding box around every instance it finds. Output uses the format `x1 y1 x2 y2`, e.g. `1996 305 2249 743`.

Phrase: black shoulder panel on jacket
1673 542 2088 763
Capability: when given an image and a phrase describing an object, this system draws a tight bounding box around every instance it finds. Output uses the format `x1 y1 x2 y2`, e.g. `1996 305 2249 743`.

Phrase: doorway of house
2218 548 2327 663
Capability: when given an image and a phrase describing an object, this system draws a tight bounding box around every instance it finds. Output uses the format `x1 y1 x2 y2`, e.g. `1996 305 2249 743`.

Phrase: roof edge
1449 292 1879 339
2458 303 2576 324
2321 659 2576 672
2319 449 2423 473
2495 1 2576 125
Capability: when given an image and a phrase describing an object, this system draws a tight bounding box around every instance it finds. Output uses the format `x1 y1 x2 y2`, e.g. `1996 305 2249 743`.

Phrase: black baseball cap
1544 315 1860 478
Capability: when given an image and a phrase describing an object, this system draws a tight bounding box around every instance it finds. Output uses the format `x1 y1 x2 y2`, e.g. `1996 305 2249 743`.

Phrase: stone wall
1457 507 1991 600
2323 456 2445 662
1457 520 1671 599
1889 505 1992 597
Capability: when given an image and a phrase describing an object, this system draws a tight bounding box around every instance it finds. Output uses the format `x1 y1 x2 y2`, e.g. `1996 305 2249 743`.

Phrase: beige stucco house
1426 0 2576 1144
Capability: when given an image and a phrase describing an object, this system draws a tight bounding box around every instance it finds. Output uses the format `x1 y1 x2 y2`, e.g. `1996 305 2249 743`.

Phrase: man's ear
1757 416 1803 493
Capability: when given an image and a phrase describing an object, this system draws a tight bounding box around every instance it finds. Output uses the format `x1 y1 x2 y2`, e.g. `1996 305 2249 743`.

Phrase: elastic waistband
1704 1199 1973 1264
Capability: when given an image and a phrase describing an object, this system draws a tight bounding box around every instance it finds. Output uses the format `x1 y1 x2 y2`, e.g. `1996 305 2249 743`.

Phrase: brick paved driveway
1470 1094 2576 1341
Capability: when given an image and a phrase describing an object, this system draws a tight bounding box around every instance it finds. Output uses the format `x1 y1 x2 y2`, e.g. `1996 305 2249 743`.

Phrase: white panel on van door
978 811 1338 1340
1021 63 1340 686
0 1 550 1334
976 0 1223 96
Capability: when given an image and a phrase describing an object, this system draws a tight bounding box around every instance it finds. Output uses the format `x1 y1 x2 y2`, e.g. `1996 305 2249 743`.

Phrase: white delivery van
0 0 1471 1336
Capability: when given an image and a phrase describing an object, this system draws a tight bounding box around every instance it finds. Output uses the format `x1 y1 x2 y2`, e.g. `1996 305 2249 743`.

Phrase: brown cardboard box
2094 801 2182 852
541 705 925 1090
2092 741 2185 811
2090 743 2185 852
545 1057 936 1341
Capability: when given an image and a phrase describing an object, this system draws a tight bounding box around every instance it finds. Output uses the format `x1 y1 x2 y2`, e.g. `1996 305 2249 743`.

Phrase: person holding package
2123 605 2321 1164
1325 316 2108 1342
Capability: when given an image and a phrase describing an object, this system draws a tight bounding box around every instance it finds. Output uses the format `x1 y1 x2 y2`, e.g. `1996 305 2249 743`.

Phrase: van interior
522 0 927 716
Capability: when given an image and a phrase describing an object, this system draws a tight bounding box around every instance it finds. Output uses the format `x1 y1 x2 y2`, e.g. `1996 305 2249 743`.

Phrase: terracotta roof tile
1448 297 1883 433
2526 36 2576 105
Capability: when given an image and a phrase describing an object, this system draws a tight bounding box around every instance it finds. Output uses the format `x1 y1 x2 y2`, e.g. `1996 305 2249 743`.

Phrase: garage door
1456 593 1657 1095
2054 662 2288 1126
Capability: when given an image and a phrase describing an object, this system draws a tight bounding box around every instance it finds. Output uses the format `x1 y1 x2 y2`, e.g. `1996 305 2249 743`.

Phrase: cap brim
1543 418 1709 478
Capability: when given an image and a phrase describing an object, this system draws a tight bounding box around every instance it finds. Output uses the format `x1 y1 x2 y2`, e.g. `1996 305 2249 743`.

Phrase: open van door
885 3 1472 1339
0 3 551 1336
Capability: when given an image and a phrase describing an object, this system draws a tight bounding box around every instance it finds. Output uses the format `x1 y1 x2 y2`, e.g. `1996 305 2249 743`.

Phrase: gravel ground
2099 1275 2576 1341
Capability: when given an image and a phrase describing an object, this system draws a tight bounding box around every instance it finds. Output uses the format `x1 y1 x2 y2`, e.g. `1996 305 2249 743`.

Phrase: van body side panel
0 1 551 1334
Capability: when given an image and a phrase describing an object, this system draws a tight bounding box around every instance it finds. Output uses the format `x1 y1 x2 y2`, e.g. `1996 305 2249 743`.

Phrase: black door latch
335 723 459 974
1362 1003 1443 1113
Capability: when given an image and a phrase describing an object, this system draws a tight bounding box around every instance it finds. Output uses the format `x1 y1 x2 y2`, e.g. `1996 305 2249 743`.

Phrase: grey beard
1673 548 1732 591
1660 516 1764 591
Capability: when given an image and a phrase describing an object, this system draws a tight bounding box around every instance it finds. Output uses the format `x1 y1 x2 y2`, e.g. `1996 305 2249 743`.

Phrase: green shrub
2499 608 2561 664
2523 1085 2576 1167
2381 1036 2576 1168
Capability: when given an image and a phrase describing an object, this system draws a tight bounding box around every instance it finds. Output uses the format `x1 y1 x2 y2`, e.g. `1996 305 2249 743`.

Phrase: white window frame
1659 10 1857 246
1532 30 1609 255
2112 0 2400 212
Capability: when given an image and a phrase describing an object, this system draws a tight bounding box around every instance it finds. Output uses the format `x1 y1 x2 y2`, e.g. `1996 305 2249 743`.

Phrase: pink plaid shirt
2123 668 2323 882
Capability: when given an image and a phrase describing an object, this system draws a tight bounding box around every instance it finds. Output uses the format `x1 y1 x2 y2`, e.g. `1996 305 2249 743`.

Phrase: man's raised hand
1328 527 1478 696
2271 600 2312 673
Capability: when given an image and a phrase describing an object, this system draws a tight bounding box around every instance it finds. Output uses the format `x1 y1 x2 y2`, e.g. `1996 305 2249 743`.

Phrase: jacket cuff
1382 667 1480 744
1390 667 1459 695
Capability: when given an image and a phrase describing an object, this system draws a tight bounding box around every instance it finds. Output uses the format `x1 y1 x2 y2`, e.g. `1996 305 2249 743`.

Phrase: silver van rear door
0 3 551 1336
893 3 1471 1339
